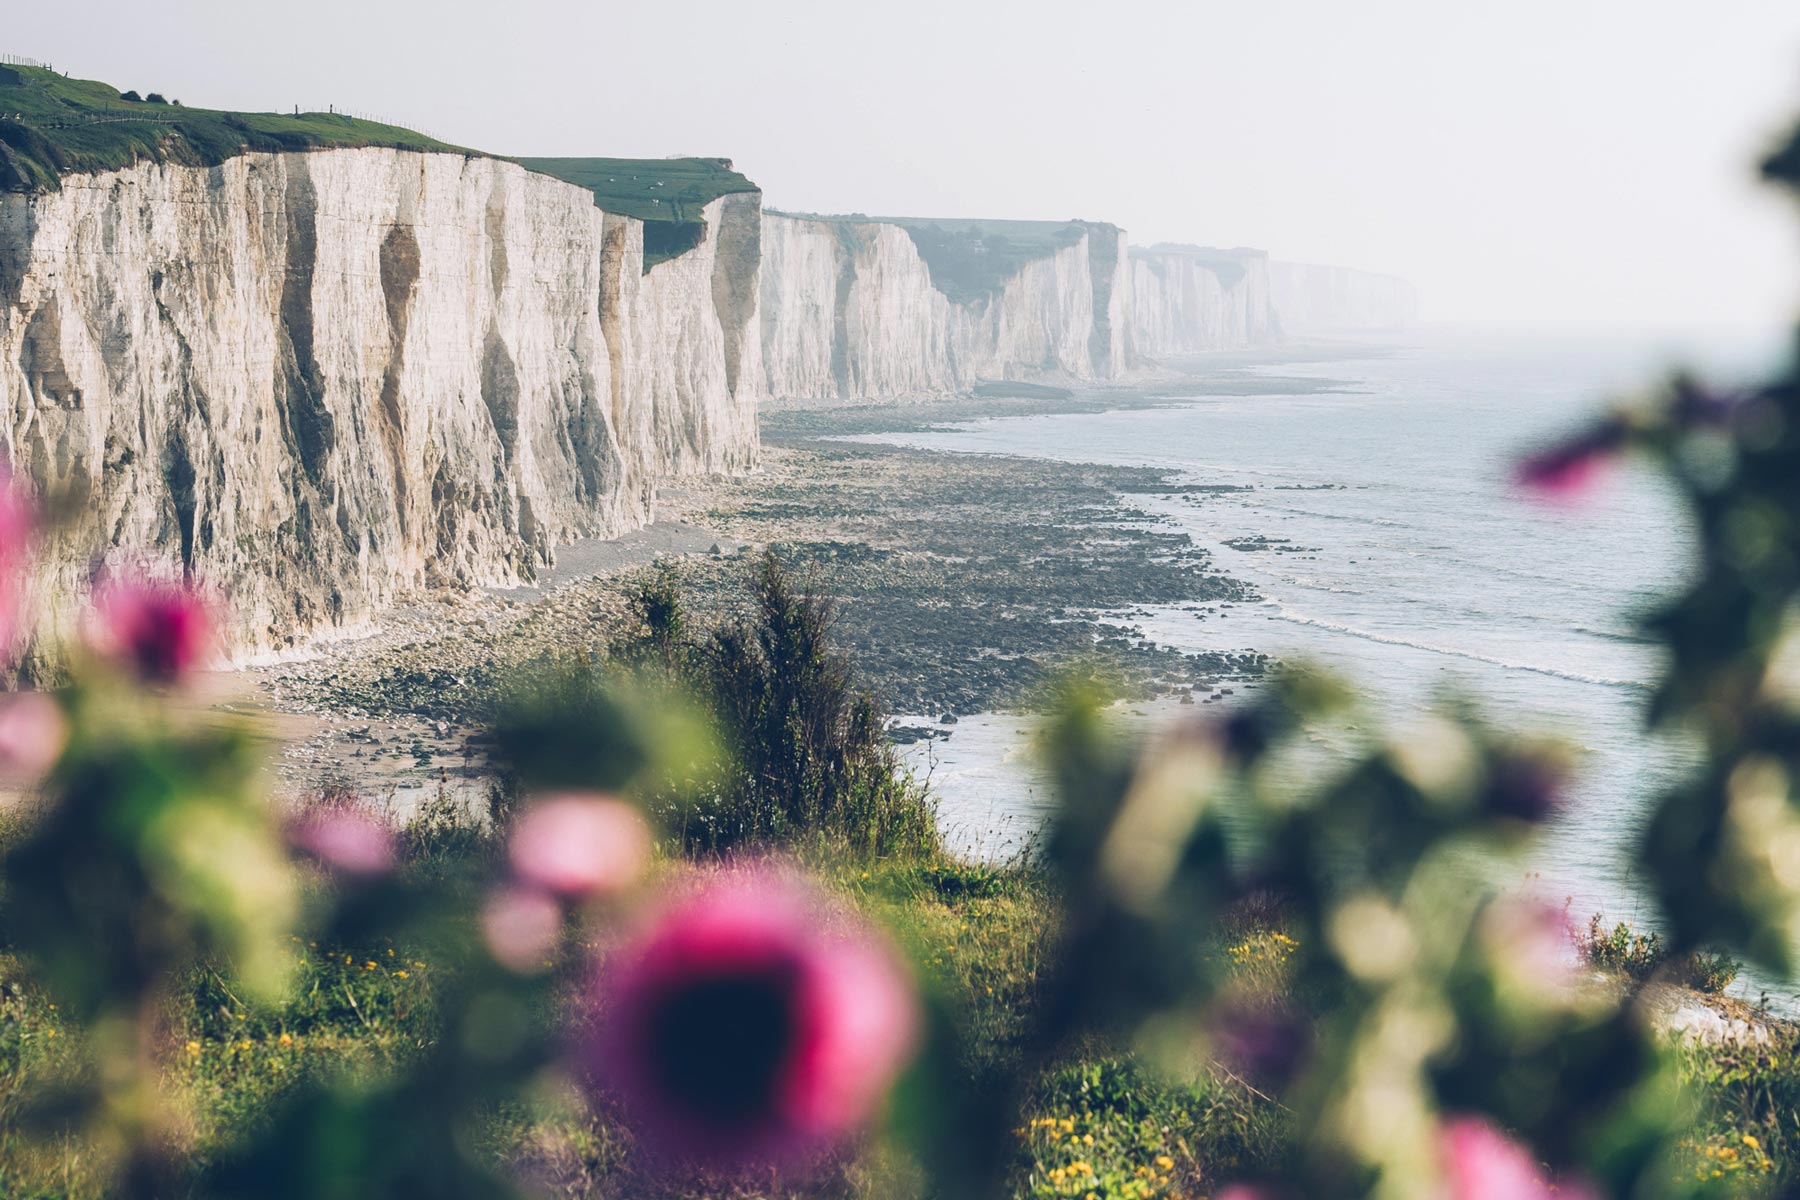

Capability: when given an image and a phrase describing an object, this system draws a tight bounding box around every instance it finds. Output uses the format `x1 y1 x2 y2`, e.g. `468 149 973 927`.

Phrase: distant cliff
0 148 760 657
0 60 1427 657
1125 245 1278 359
759 214 1128 403
758 224 1428 404
1268 261 1420 332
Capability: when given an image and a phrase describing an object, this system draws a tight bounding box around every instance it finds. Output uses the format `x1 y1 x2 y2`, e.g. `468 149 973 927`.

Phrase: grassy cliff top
773 212 1122 305
514 156 759 224
1136 243 1267 259
0 64 469 193
1132 243 1268 288
0 65 761 270
515 157 760 269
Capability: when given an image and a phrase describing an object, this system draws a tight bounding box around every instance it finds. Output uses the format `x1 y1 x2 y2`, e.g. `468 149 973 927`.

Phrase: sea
866 324 1797 1005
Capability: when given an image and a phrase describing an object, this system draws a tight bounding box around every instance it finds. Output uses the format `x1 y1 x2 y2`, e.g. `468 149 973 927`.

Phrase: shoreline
231 349 1369 811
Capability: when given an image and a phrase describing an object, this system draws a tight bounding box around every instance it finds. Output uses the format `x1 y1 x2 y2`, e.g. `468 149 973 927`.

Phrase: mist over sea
874 326 1795 1003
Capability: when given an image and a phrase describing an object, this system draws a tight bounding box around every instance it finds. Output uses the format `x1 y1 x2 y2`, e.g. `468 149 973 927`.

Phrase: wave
1244 502 1411 529
1572 625 1658 646
1266 607 1652 692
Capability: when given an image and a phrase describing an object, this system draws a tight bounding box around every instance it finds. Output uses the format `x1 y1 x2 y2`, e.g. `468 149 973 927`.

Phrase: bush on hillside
615 552 938 858
1579 915 1742 995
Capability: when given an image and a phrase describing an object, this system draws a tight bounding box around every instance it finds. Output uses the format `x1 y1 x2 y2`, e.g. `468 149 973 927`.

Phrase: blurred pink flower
89 575 214 685
0 477 35 654
1670 379 1743 430
1482 900 1581 992
482 886 565 974
1209 1001 1311 1093
508 793 652 901
1216 1188 1274 1200
1512 423 1626 501
0 692 66 780
584 870 920 1172
289 808 397 878
1439 1116 1596 1200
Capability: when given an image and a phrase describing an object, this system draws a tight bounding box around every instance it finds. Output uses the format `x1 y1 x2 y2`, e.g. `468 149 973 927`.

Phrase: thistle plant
3 103 1800 1200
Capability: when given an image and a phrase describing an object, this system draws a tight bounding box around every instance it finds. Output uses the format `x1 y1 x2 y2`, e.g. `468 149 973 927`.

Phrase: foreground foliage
8 82 1800 1200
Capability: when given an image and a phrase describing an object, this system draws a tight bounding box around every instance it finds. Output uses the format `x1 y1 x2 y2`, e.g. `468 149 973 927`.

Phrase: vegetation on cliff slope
1132 243 1268 289
770 212 1121 305
515 156 759 267
0 63 468 193
0 64 756 269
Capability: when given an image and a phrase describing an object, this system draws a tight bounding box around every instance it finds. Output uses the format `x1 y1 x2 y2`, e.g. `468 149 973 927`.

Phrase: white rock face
759 215 1130 403
1268 260 1420 332
1125 246 1278 359
606 192 761 477
0 148 760 657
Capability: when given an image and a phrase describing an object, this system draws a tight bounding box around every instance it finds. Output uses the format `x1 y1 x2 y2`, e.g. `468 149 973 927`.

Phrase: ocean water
873 326 1796 1001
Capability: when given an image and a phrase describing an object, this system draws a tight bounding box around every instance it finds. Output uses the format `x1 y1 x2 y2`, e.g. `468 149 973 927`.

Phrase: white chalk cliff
0 148 760 656
1268 260 1420 332
1124 245 1279 360
759 214 1129 403
757 221 1422 403
0 130 1422 657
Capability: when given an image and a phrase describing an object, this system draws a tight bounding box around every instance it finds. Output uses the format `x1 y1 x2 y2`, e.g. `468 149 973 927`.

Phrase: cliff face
1125 246 1278 360
1267 260 1420 332
759 215 1129 403
604 191 762 478
0 148 760 656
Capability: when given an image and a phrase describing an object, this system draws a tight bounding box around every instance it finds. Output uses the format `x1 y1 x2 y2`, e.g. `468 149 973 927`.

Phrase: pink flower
0 478 35 654
1482 901 1581 993
583 870 920 1172
89 575 214 685
1512 423 1627 500
482 886 565 974
289 808 397 878
0 692 66 780
1439 1117 1596 1200
1209 1001 1311 1092
508 793 652 901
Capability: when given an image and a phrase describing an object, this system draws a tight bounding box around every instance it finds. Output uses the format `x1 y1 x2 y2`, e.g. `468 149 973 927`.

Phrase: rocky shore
235 356 1371 803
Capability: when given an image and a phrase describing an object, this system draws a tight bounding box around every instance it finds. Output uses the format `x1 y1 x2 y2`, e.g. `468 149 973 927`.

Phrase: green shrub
1579 915 1741 994
669 552 938 857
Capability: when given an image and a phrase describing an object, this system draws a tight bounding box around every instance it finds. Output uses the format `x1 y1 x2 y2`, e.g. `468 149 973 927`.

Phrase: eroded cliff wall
758 214 1129 404
0 147 760 657
1125 246 1278 360
1268 260 1420 332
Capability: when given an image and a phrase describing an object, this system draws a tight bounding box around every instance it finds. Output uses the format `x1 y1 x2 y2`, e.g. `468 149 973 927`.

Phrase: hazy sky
10 2 1800 325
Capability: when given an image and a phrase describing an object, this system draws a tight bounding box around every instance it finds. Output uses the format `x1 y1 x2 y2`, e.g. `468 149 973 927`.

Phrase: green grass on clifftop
0 64 470 193
1132 243 1268 289
0 65 760 271
514 156 759 268
778 214 1121 305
